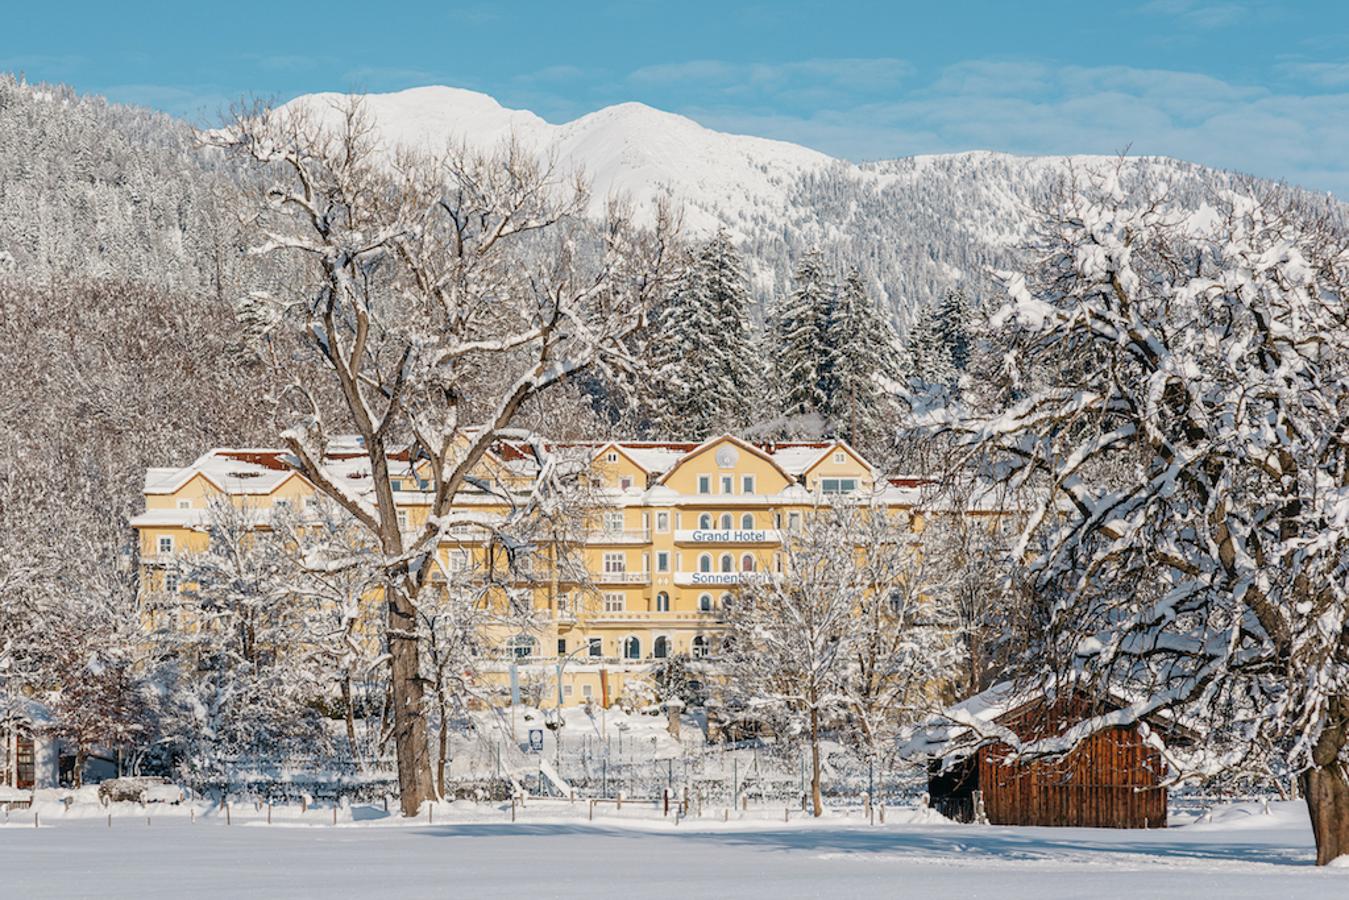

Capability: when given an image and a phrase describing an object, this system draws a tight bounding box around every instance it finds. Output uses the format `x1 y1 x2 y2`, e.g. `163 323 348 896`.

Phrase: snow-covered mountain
282 86 1345 324
3 77 1341 325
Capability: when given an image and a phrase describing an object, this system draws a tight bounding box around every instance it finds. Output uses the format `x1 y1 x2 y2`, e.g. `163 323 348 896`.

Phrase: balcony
593 570 651 585
582 609 720 624
587 529 651 544
674 528 780 545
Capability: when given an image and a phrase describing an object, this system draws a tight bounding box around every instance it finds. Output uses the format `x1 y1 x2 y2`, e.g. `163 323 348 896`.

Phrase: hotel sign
675 571 773 586
676 529 780 544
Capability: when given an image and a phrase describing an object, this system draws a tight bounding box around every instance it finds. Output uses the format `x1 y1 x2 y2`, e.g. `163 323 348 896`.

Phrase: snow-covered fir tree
650 231 760 438
822 268 902 447
771 250 833 422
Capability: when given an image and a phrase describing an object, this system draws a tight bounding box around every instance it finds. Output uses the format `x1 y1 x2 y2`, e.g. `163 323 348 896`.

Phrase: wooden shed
915 683 1191 829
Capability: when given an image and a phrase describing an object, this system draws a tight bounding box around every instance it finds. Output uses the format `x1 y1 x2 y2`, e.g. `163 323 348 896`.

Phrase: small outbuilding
907 682 1193 829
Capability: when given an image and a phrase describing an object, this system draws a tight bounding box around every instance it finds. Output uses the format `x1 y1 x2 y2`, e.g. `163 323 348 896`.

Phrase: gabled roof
655 434 796 486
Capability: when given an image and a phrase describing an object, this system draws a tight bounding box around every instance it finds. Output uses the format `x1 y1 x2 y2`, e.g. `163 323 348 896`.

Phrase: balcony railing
588 529 651 544
593 570 651 585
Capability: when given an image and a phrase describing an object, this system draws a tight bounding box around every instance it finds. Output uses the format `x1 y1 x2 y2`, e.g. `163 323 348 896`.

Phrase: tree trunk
341 675 362 772
73 747 86 788
810 706 823 818
436 686 449 800
387 578 434 816
1303 698 1349 866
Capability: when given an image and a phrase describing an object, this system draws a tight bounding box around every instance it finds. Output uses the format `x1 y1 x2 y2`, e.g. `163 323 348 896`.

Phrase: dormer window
606 451 619 463
833 451 846 464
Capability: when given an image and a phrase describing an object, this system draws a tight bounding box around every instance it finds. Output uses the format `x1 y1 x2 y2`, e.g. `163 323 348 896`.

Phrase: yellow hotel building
132 434 967 707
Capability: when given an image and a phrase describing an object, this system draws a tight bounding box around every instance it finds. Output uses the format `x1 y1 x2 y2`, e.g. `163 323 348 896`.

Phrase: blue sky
5 1 1348 195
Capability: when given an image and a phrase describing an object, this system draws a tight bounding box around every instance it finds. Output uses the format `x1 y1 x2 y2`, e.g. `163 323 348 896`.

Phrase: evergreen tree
650 231 759 438
773 250 832 419
824 269 902 445
903 286 974 388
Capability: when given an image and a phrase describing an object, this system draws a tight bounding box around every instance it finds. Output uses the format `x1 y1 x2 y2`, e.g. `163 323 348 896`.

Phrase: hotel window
720 593 733 610
557 638 567 655
603 553 626 574
508 635 536 659
582 684 594 699
564 684 574 697
698 594 713 612
588 638 602 658
606 451 619 463
653 636 670 659
741 554 755 572
656 511 670 532
720 554 733 573
741 475 754 494
164 571 179 593
397 509 409 529
157 535 174 555
619 477 633 491
557 593 569 612
604 510 624 532
821 478 858 495
604 592 625 612
699 513 712 529
834 451 846 463
176 499 192 510
692 635 709 658
655 591 670 611
622 636 641 660
741 513 754 529
719 513 732 530
721 475 733 494
788 512 801 530
699 554 712 573
449 550 470 572
698 475 711 494
656 551 670 573
391 479 403 491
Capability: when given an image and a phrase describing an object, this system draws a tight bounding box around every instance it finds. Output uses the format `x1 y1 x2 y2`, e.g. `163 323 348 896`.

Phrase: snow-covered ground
0 797 1341 898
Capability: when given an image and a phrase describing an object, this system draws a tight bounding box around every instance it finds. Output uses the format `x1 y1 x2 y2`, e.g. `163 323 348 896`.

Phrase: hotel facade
132 434 974 708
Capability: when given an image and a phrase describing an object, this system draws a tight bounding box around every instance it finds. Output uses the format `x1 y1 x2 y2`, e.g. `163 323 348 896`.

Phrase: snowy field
1 798 1343 899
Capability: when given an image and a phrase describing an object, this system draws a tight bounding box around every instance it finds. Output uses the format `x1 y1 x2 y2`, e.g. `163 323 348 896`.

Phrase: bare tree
916 166 1349 864
212 99 676 814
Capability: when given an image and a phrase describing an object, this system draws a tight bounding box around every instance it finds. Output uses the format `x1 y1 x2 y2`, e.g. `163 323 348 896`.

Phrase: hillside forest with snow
2 71 1349 878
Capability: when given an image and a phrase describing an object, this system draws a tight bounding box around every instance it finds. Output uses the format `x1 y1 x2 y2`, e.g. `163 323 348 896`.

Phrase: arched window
720 592 733 610
719 513 732 530
653 636 670 659
691 635 710 658
699 554 712 573
720 554 733 573
507 635 537 660
699 594 712 612
740 513 754 530
741 554 755 572
622 636 641 660
698 513 712 530
655 591 670 612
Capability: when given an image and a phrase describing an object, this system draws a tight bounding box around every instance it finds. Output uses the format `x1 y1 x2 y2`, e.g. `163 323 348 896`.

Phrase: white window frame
604 592 625 612
656 511 670 532
656 551 670 573
741 513 754 529
721 475 733 494
699 593 713 612
655 591 670 612
741 475 754 494
603 552 626 574
157 535 174 555
603 510 624 532
176 499 192 510
396 508 409 529
698 475 711 494
606 451 619 463
834 451 846 464
587 638 602 658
